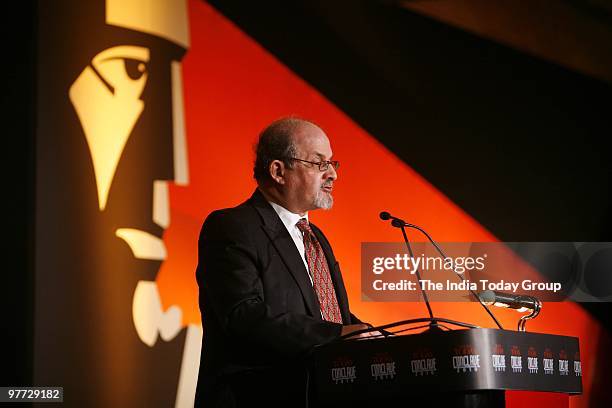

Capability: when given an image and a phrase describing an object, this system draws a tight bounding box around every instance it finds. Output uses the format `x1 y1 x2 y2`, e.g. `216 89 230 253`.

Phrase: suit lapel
249 190 322 319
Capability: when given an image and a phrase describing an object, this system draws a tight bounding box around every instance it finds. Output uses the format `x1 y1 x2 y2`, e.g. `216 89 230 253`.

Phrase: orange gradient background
157 2 606 406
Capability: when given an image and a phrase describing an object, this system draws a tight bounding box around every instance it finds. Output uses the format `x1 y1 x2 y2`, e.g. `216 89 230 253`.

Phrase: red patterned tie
296 219 343 323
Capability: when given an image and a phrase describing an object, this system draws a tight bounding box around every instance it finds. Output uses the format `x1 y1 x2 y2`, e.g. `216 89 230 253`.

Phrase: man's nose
325 163 338 181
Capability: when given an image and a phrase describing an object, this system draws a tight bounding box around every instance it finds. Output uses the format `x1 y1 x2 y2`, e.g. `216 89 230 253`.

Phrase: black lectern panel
310 328 581 403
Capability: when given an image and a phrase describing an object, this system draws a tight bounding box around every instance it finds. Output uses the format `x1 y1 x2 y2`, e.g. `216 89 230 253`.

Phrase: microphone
379 211 391 220
379 211 408 228
479 290 540 312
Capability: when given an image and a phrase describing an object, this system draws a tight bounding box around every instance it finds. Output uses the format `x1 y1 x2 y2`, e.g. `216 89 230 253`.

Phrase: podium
309 328 581 408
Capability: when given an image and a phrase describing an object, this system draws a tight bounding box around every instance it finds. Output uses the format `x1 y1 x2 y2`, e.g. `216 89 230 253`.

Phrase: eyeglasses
289 158 340 172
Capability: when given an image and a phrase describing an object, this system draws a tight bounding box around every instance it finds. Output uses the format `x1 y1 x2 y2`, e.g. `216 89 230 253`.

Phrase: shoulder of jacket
202 202 260 232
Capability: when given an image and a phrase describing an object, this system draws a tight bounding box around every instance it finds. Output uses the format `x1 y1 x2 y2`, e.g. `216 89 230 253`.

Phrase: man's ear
269 160 285 184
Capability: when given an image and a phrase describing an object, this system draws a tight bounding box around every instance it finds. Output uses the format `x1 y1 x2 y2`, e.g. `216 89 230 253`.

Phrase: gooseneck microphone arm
380 211 437 330
379 211 504 330
399 223 436 324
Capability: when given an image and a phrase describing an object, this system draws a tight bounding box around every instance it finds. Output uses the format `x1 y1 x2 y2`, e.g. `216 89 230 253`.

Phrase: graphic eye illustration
91 45 150 97
123 58 148 81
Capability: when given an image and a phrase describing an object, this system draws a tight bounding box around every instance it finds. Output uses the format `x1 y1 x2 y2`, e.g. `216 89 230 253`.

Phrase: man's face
285 124 338 213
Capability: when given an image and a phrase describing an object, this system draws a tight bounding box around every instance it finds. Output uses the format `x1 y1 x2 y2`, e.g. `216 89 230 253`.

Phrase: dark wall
3 0 36 388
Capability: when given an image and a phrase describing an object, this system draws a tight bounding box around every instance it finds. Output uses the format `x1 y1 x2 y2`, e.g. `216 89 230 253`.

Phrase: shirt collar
268 201 309 230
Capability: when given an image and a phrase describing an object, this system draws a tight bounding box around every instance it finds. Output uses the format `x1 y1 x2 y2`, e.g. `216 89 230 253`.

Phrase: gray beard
314 190 333 210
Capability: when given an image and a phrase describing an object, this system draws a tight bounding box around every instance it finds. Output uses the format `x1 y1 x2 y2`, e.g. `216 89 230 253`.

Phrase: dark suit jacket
194 190 361 407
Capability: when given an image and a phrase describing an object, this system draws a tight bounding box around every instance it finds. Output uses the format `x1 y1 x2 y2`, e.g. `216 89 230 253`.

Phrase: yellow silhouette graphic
66 1 200 407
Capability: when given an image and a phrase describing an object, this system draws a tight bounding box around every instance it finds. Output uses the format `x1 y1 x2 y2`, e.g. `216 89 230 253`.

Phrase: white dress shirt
268 201 314 285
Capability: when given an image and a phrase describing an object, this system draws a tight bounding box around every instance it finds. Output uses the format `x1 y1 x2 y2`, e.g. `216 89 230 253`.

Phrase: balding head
253 117 321 184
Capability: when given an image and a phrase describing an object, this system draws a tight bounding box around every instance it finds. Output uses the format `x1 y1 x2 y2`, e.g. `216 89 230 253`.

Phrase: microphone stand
394 219 442 332
380 211 503 330
400 221 504 330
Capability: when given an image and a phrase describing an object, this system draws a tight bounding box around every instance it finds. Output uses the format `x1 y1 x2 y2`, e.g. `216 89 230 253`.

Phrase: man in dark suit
194 117 374 407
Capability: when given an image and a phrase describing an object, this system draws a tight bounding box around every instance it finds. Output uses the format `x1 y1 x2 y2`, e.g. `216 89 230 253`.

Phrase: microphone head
478 290 496 304
379 211 391 221
391 219 405 228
